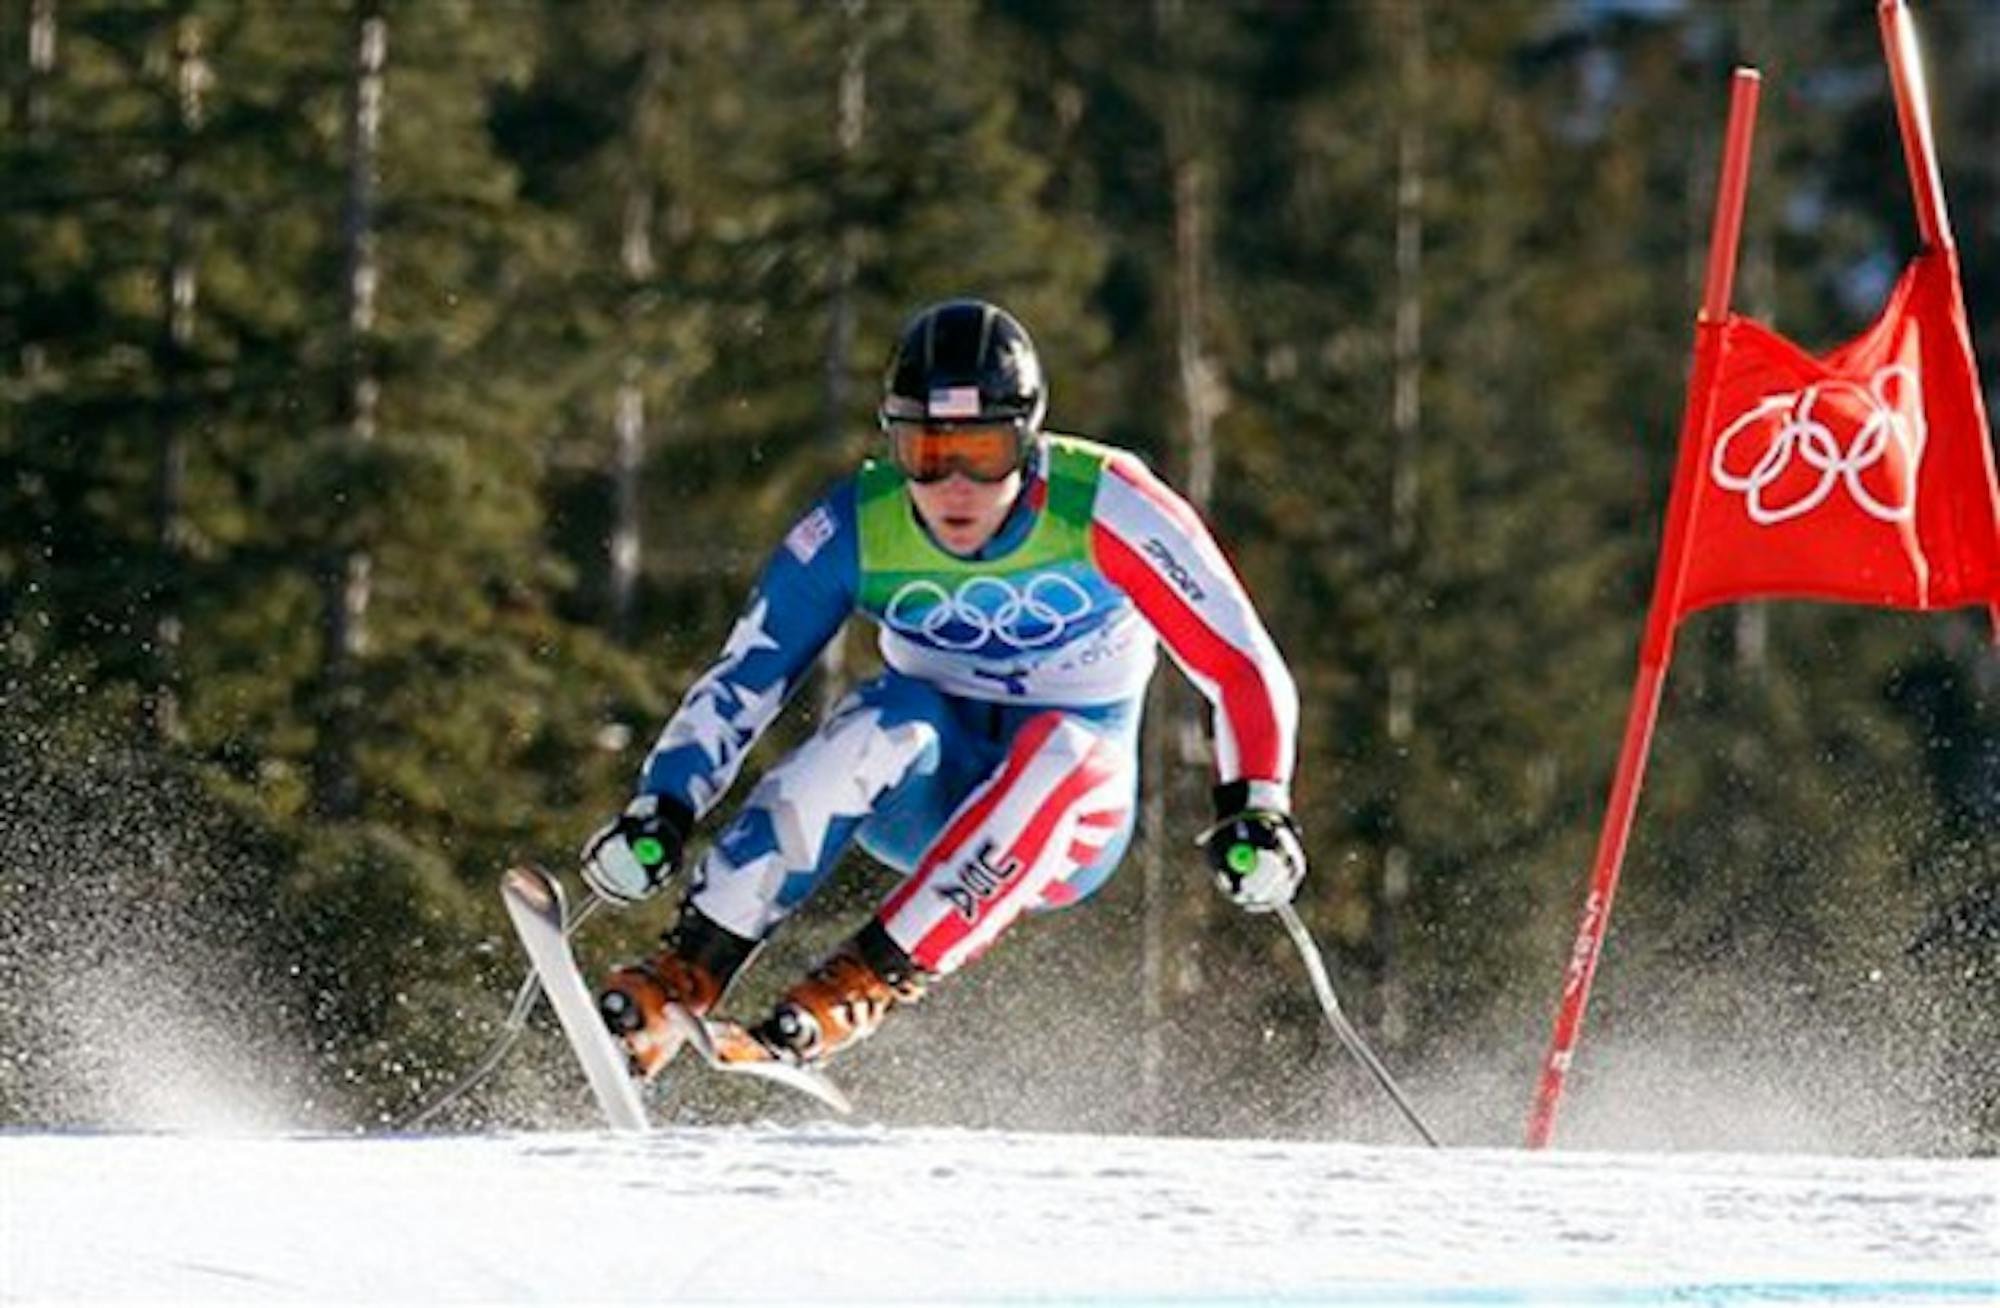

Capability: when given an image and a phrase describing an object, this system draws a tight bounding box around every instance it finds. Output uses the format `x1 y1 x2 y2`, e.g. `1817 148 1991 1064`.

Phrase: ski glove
580 793 694 906
1199 787 1306 914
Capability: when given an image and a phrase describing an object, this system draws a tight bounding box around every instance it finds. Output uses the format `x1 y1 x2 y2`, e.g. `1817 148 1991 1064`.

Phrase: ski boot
598 906 757 1080
734 922 928 1066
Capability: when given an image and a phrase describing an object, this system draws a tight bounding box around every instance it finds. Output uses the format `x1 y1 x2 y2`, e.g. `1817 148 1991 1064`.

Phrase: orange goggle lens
886 422 1025 484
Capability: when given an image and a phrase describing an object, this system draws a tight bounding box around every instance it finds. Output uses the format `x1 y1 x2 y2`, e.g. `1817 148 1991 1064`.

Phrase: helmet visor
886 421 1026 485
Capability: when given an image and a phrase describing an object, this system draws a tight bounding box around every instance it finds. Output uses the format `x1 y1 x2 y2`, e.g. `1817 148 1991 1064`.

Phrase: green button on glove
580 794 694 906
1199 791 1307 914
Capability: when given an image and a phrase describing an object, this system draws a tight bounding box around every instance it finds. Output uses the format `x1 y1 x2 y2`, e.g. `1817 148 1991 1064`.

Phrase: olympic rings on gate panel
1710 366 1926 526
884 573 1096 651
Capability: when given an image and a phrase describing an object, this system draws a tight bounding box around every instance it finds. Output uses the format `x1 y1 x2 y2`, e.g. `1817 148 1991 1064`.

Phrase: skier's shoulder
1043 430 1136 471
1046 433 1199 534
776 476 861 573
1042 431 1168 491
1040 431 1164 507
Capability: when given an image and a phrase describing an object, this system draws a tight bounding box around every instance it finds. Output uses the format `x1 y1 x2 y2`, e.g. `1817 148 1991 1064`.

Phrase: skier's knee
1010 710 1107 772
1007 713 1135 807
771 678 944 786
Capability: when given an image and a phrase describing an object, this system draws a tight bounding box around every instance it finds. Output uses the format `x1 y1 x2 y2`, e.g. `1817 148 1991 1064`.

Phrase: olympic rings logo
884 573 1095 651
1710 366 1926 526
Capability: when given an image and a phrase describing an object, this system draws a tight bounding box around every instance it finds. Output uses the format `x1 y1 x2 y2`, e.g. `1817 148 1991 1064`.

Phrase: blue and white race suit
636 435 1297 975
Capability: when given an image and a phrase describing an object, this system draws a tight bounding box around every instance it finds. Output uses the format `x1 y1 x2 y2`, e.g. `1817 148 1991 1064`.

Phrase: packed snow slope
3 1124 1994 1305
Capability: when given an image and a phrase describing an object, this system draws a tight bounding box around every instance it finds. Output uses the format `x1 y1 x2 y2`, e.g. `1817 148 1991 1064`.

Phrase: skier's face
908 470 1024 556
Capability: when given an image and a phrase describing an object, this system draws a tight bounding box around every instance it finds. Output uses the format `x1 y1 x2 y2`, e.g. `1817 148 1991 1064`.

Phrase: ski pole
392 886 604 1130
1275 902 1442 1148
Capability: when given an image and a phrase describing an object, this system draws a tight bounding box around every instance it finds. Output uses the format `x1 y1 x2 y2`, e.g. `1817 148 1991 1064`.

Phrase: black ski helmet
879 299 1048 435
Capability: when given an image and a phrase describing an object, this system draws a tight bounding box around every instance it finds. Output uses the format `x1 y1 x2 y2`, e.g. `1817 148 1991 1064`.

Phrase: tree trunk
1141 0 1223 1129
610 348 645 641
23 0 56 143
151 3 204 744
1734 0 1774 678
1378 0 1427 1045
1173 152 1216 512
824 0 866 447
818 0 867 712
1139 679 1168 1125
609 32 668 643
316 0 386 820
18 0 58 389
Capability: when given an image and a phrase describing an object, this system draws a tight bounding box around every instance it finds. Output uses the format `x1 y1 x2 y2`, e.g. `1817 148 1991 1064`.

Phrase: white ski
499 866 649 1133
665 1005 854 1116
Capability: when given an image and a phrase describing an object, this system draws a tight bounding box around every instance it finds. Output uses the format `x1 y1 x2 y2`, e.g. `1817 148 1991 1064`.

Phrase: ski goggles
884 420 1029 485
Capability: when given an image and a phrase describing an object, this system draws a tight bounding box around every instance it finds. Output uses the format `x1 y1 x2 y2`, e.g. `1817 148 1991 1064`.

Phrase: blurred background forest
1 0 1995 1153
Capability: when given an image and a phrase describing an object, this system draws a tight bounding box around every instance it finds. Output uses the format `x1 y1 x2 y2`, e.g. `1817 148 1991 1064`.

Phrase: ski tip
501 864 562 915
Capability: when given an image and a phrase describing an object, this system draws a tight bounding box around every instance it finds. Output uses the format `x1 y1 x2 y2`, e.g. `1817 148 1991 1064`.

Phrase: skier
582 298 1305 1075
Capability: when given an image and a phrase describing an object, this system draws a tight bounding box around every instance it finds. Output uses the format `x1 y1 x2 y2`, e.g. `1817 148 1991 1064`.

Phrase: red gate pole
1524 68 1763 1150
1878 0 1997 641
1878 0 1951 253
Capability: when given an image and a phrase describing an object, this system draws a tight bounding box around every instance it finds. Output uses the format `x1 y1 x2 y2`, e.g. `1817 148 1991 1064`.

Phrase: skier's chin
935 517 987 553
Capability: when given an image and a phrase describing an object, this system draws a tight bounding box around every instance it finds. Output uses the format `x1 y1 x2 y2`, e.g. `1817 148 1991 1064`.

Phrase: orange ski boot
749 923 927 1065
597 907 757 1080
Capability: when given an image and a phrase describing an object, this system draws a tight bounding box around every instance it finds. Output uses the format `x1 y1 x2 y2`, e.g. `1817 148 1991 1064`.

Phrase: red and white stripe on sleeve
1090 453 1299 798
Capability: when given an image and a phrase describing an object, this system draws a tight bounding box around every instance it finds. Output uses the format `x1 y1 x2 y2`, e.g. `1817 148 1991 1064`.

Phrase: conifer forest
2 0 1996 1151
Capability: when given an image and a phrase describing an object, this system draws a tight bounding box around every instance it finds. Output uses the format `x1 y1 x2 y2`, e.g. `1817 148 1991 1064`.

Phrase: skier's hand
580 794 693 906
1199 798 1305 914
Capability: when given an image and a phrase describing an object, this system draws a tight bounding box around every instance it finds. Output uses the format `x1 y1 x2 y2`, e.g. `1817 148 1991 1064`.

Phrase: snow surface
3 1124 1994 1305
